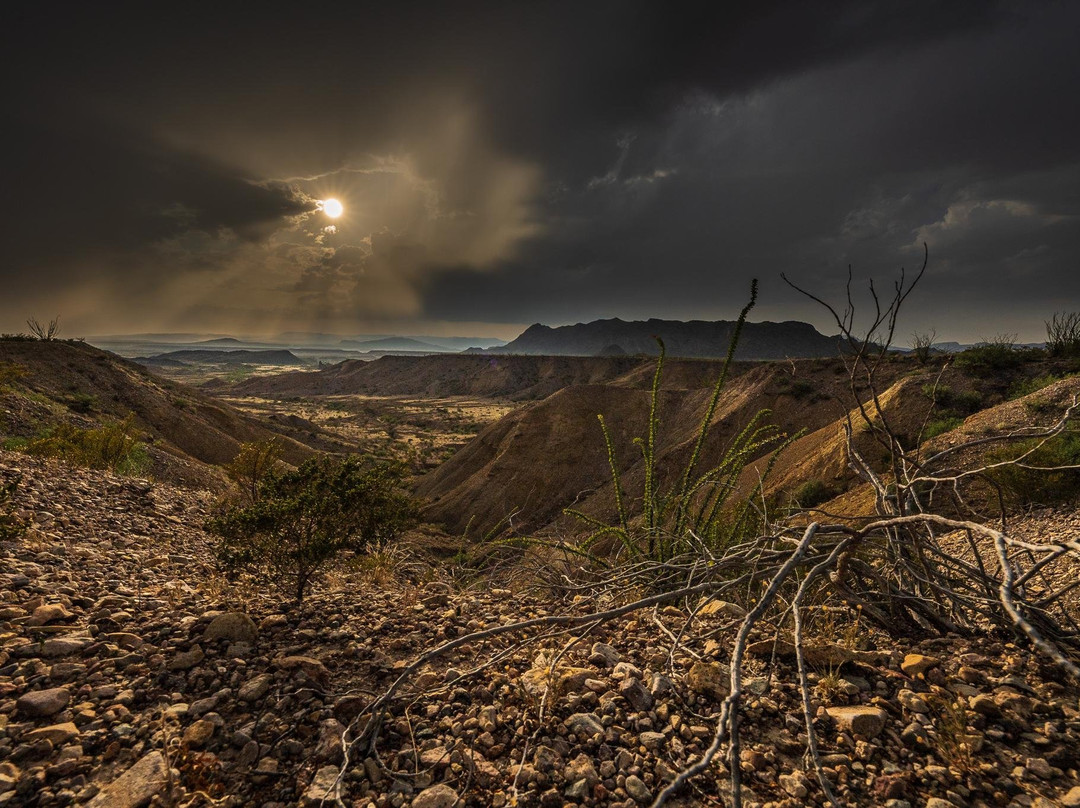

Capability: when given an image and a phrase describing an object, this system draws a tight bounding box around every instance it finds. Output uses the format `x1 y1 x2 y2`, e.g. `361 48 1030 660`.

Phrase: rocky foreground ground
2 451 1080 808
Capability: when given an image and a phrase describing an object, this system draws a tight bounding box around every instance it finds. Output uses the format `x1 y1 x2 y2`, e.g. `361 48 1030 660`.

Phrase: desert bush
1046 311 1080 358
984 430 1080 507
224 438 283 504
207 455 417 606
26 315 60 341
22 415 150 475
0 475 27 542
911 329 936 364
921 384 983 415
790 479 836 509
954 334 1024 375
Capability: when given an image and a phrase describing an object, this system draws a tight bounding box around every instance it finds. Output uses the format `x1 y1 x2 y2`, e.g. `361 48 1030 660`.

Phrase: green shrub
921 384 983 415
790 479 836 509
954 336 1025 375
0 475 27 542
985 430 1080 507
207 455 417 606
66 393 96 414
1009 374 1062 400
924 416 965 440
22 415 150 475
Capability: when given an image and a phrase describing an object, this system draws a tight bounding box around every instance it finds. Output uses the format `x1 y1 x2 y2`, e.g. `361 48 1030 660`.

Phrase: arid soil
3 451 1080 808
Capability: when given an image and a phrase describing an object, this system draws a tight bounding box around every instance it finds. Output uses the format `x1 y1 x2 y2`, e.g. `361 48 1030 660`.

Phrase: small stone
169 645 205 671
86 751 168 808
238 673 273 702
924 799 953 808
274 655 330 686
619 676 654 712
780 772 810 798
898 689 929 714
625 774 652 803
1026 757 1054 779
412 783 459 808
589 642 621 667
565 712 604 738
41 635 91 657
563 754 599 788
17 687 70 718
901 654 941 677
204 612 258 644
826 706 887 739
182 720 215 749
639 731 666 750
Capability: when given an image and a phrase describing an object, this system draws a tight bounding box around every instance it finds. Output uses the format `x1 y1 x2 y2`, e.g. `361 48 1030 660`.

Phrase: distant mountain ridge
489 318 842 359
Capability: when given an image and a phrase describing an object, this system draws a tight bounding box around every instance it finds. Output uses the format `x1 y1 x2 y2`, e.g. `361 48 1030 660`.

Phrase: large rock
826 705 887 738
27 603 73 626
169 645 205 671
685 661 730 699
16 687 70 717
87 751 168 808
204 612 258 644
412 783 459 808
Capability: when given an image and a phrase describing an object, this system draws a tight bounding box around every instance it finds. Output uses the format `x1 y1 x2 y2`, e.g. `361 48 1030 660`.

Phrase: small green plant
0 475 27 541
207 455 417 606
22 415 150 475
558 280 798 567
1046 312 1080 358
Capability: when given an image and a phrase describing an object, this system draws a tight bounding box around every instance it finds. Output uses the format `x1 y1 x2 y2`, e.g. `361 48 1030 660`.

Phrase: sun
322 198 344 218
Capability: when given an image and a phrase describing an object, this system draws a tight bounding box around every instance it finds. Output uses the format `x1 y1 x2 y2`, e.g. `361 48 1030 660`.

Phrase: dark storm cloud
2 1 1077 339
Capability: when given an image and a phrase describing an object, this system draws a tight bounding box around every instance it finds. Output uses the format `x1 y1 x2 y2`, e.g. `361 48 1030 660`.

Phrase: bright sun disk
322 198 343 218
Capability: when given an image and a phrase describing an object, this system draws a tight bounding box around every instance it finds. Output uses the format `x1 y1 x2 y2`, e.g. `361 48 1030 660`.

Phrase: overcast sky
2 1 1077 341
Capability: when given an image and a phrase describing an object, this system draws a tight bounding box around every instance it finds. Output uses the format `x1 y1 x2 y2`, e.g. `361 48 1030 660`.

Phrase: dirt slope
416 358 914 536
0 340 315 476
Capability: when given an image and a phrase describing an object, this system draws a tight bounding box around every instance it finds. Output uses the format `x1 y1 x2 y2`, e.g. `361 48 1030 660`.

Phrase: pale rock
412 784 459 808
826 706 887 738
87 751 168 808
